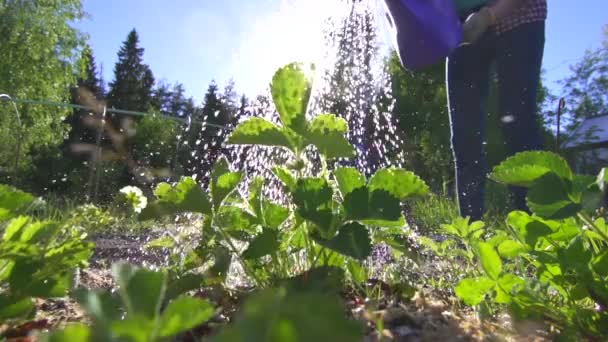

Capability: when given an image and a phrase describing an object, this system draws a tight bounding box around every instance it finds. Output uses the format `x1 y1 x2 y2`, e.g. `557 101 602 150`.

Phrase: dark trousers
446 21 546 221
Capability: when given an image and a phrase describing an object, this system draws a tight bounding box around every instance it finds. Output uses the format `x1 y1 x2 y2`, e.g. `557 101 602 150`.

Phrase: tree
387 53 453 191
189 81 238 182
317 4 405 177
107 29 155 113
68 45 104 146
559 28 608 142
0 0 86 190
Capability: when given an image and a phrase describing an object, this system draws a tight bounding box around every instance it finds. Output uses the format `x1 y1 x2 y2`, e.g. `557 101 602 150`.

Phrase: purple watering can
383 0 463 70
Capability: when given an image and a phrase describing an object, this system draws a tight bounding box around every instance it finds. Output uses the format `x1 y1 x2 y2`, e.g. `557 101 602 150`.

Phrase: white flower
119 186 147 213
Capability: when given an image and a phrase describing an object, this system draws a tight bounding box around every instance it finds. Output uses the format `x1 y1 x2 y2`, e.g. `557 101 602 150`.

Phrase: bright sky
77 0 608 105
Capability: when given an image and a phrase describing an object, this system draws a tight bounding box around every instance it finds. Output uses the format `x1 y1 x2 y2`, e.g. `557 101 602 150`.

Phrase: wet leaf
455 277 495 306
273 167 296 191
304 114 355 159
214 288 363 342
476 242 502 280
228 117 295 151
140 177 211 220
313 222 372 260
263 201 290 229
527 173 581 220
343 187 402 226
293 178 335 238
495 274 525 304
216 206 259 234
490 151 573 187
271 63 312 134
0 184 34 221
597 168 607 192
110 315 153 342
166 273 205 302
506 211 556 248
112 264 166 319
158 296 214 338
368 168 428 200
334 167 365 197
497 239 527 259
211 157 243 211
40 324 91 342
0 294 34 321
243 229 280 260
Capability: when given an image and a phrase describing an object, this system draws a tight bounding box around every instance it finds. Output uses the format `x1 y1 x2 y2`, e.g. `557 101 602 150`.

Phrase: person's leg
446 33 494 221
495 21 546 212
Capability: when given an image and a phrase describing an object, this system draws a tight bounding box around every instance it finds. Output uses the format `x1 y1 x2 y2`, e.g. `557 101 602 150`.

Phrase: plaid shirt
494 0 547 34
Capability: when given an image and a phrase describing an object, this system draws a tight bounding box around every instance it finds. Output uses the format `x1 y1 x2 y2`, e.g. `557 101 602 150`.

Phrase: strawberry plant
41 263 215 342
0 185 93 322
450 152 608 340
139 63 429 291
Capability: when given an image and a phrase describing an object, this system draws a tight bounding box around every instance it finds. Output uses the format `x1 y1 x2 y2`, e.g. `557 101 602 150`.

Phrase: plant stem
213 217 266 287
578 212 608 243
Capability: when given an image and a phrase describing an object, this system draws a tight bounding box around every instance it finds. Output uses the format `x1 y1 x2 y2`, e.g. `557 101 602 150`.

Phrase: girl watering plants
384 0 547 220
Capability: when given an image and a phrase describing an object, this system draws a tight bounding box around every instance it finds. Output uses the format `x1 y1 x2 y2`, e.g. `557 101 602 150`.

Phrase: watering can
383 0 465 70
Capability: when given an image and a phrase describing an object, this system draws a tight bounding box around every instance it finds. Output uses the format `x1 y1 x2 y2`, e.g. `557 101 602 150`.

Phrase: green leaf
0 294 34 321
455 277 495 306
495 274 525 304
248 177 264 218
527 172 581 220
273 167 296 191
490 151 573 187
304 114 355 159
158 296 214 338
476 242 502 280
271 63 312 133
334 167 366 197
75 289 123 325
41 324 91 342
558 237 592 272
3 216 29 241
206 246 232 283
497 240 527 259
140 177 212 220
243 229 280 260
597 168 607 193
368 168 429 200
113 264 166 319
263 201 290 229
506 211 556 248
228 117 295 151
282 267 345 294
314 222 372 260
213 288 363 342
591 251 608 277
20 221 60 243
292 178 335 238
216 205 259 234
211 157 243 211
0 184 34 221
145 237 176 249
166 273 205 301
347 260 366 285
110 315 154 342
343 187 402 226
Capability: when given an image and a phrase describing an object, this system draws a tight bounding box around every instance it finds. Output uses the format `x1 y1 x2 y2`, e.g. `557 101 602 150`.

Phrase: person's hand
461 7 496 45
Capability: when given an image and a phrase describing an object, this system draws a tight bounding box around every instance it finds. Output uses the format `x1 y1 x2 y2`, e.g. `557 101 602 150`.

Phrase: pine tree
68 45 103 146
317 3 403 176
189 81 239 183
107 29 155 113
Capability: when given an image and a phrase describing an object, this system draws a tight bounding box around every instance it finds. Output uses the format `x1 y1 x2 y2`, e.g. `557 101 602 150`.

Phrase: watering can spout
383 0 463 70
